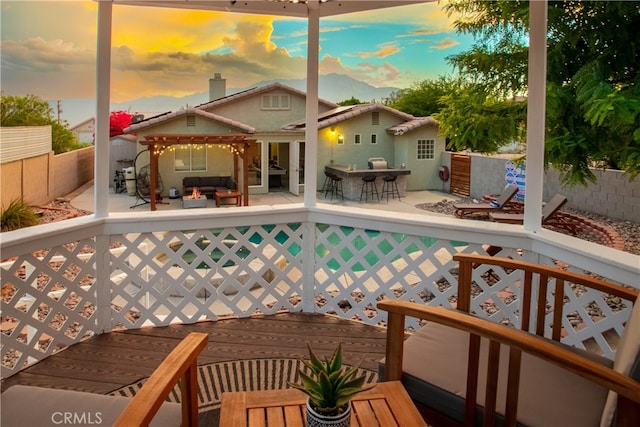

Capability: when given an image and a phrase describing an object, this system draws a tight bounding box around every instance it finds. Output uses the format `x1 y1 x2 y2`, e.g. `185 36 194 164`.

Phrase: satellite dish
130 114 145 124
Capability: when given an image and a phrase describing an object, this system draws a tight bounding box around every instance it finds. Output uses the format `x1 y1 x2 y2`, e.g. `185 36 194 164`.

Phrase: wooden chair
453 184 520 218
1 332 208 427
378 254 640 427
489 193 567 224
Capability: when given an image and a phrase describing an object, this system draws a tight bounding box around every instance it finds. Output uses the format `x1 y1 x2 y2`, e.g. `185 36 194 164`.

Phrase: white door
289 141 303 195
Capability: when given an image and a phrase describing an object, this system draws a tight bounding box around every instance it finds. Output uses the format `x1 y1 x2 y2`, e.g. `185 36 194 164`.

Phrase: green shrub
1 199 40 232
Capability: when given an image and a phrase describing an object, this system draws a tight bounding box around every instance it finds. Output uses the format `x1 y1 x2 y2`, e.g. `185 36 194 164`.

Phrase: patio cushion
600 300 640 427
182 176 200 188
399 321 611 427
0 385 182 427
199 176 226 188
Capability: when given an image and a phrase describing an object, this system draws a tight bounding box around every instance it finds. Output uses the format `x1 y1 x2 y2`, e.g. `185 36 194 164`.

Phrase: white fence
1 205 638 378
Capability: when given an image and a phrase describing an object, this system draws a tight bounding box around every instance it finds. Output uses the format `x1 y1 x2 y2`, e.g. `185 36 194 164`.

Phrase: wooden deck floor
1 313 388 394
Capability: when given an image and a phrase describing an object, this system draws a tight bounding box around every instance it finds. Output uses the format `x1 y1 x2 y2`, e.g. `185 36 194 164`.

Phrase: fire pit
183 187 207 208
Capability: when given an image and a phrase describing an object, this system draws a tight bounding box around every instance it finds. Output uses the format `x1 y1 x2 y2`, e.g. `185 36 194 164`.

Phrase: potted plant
289 343 374 427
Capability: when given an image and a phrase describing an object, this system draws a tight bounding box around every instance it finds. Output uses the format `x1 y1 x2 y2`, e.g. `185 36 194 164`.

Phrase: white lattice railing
2 205 638 378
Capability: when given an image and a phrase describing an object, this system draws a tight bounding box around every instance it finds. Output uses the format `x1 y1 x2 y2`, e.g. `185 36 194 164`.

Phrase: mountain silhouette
52 74 400 127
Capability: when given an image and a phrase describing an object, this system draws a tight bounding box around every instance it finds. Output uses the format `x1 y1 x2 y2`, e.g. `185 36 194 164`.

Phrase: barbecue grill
368 157 388 169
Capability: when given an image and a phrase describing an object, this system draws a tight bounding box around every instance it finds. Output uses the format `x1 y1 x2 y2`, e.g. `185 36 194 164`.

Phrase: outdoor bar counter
325 164 411 200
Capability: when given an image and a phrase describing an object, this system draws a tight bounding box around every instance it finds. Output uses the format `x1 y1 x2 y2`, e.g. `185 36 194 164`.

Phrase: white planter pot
305 398 351 427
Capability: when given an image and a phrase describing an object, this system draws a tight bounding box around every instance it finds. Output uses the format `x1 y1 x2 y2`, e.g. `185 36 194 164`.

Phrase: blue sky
1 1 471 104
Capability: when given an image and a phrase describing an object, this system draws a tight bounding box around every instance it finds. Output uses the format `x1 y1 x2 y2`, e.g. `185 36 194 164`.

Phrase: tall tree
436 81 527 152
0 94 81 154
389 76 460 117
444 0 640 185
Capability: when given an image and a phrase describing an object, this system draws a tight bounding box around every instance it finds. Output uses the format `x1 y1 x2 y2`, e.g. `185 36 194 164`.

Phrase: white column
303 1 320 208
95 0 113 333
95 1 112 218
301 1 321 313
523 0 548 231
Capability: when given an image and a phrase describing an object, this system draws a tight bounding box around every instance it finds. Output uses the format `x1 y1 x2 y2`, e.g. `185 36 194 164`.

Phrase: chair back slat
458 260 473 313
504 348 522 427
535 273 549 336
551 279 565 341
483 341 502 426
464 334 482 427
521 271 533 332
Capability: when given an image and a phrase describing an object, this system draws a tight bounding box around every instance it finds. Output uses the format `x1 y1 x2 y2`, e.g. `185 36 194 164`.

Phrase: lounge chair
489 193 568 224
1 332 208 427
453 184 520 218
378 254 640 427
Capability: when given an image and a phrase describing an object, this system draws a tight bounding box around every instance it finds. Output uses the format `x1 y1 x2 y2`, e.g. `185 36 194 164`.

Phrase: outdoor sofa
183 176 237 198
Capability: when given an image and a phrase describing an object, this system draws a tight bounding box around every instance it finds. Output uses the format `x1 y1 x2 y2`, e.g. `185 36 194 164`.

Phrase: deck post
95 0 112 218
301 221 316 312
303 0 320 208
523 0 548 232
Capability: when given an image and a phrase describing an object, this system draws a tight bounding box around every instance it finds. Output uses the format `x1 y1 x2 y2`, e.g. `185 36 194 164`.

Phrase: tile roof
387 117 438 135
282 103 420 131
195 82 338 110
123 107 255 134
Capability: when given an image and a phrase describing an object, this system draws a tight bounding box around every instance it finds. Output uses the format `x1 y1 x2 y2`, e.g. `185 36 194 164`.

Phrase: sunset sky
1 1 471 106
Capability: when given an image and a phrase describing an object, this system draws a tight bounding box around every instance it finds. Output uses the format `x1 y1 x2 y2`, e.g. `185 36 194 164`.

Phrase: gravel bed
415 198 640 256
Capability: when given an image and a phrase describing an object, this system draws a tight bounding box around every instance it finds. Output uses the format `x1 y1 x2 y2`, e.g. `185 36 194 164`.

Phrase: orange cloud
431 38 459 50
356 44 401 59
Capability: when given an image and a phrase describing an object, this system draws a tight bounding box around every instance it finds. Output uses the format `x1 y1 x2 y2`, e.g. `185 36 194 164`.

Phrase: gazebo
139 134 256 210
2 5 638 423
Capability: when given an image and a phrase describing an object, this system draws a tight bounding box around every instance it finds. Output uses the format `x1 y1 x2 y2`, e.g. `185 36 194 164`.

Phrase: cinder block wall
51 148 94 198
544 168 639 222
442 152 639 222
1 146 94 208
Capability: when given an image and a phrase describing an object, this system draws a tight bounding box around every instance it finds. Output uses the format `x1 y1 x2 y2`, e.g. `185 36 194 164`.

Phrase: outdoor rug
109 358 378 426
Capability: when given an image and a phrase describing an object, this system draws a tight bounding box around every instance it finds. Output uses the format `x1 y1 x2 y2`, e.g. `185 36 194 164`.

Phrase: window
372 112 379 125
370 134 378 144
175 146 207 172
417 139 435 160
261 94 291 110
186 114 196 127
354 134 361 145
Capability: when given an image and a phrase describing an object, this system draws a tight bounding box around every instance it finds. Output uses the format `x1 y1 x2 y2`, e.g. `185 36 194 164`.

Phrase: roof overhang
106 0 434 18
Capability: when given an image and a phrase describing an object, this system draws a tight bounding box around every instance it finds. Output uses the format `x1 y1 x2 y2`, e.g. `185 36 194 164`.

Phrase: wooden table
215 190 242 207
219 381 426 426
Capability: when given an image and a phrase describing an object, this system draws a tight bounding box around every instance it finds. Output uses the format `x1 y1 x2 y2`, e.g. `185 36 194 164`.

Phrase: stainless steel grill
368 157 388 169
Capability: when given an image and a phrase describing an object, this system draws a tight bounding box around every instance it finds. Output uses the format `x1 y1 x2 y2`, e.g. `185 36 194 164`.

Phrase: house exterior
124 77 446 197
283 103 445 191
70 117 95 145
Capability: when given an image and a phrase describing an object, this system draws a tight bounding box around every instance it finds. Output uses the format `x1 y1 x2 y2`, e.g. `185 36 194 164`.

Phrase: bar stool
327 173 343 200
360 175 379 202
381 175 401 202
321 171 333 197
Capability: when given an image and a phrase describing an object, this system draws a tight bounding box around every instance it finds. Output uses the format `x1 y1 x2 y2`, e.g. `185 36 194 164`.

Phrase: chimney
209 73 226 101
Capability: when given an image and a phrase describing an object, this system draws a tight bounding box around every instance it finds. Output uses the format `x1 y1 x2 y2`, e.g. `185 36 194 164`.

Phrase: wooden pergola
139 133 255 211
